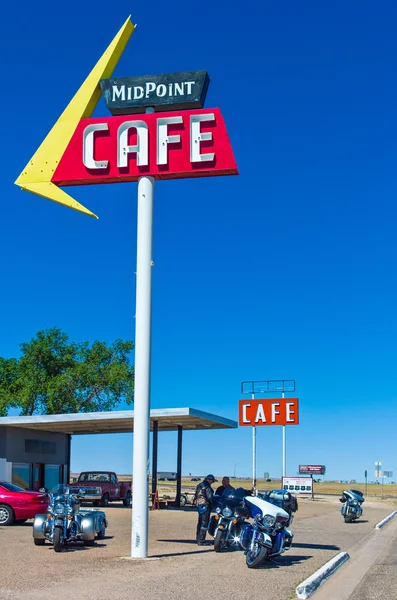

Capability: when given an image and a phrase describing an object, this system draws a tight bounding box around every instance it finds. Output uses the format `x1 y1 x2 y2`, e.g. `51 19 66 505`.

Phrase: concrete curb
295 552 350 599
375 511 397 529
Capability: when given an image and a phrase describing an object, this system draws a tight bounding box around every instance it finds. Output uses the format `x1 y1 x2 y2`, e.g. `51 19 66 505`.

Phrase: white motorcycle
242 490 297 568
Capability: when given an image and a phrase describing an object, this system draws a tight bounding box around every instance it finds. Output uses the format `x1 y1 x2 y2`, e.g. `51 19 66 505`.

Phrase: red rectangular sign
52 108 238 186
299 465 326 475
238 398 299 426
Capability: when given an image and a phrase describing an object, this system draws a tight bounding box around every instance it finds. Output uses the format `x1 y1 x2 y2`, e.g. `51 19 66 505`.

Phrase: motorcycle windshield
212 487 248 512
51 484 70 496
223 487 248 500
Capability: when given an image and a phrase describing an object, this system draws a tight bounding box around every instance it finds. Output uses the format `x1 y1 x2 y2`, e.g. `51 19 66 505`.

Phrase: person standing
195 474 215 545
215 476 234 496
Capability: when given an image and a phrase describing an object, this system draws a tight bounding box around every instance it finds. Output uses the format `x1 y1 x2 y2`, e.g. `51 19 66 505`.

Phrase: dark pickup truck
70 471 132 507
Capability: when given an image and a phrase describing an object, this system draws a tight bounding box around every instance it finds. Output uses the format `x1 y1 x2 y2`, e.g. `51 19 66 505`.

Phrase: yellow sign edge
15 16 135 218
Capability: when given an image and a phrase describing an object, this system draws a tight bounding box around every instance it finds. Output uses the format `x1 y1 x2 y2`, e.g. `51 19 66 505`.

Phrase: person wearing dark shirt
195 474 215 545
215 476 234 496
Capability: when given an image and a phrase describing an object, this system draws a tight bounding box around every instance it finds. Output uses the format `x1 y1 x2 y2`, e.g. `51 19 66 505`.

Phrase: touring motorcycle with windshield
242 490 297 568
339 489 364 523
33 484 108 552
208 488 251 552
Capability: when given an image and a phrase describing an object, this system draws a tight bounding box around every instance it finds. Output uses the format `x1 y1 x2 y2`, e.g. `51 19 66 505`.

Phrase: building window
44 465 62 491
25 439 56 455
12 463 31 490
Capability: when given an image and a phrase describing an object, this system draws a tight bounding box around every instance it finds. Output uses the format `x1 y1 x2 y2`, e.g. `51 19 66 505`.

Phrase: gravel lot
0 496 393 600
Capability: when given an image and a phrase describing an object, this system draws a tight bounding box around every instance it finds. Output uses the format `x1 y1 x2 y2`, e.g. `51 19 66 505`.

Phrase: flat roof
0 408 237 435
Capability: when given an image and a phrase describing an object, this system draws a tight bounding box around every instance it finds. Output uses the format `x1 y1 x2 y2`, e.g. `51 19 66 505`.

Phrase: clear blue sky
1 1 396 483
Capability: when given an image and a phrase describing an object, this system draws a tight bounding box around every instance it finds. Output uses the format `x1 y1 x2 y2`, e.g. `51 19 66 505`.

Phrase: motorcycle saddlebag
285 494 298 513
207 516 217 537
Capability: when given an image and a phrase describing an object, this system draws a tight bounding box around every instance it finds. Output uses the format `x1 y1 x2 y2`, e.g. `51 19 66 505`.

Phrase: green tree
0 327 134 416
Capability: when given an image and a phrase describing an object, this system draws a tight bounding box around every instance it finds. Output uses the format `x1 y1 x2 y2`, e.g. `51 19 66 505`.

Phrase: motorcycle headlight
215 507 221 514
222 507 233 518
54 503 65 515
262 514 276 527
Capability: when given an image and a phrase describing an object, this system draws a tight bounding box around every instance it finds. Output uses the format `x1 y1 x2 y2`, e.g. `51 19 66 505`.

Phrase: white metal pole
131 108 155 559
282 392 286 478
252 392 257 494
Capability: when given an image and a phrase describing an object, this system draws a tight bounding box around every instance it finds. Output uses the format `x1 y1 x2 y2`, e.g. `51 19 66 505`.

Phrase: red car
0 481 49 526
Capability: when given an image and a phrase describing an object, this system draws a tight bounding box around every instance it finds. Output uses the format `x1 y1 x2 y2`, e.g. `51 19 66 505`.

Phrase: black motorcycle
339 489 364 523
208 488 251 552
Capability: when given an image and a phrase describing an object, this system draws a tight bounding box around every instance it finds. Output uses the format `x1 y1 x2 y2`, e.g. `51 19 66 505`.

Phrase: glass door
44 464 62 491
33 463 44 491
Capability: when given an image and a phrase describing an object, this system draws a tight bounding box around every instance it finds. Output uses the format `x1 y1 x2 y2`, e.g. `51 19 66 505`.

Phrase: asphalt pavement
348 530 397 600
0 497 394 600
314 512 397 600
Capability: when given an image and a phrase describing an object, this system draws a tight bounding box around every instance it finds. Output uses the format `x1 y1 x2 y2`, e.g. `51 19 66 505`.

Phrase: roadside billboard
299 465 326 475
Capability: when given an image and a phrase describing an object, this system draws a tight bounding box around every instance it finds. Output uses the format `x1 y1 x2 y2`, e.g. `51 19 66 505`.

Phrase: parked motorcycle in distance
339 489 364 523
33 484 108 552
242 490 297 568
208 488 251 552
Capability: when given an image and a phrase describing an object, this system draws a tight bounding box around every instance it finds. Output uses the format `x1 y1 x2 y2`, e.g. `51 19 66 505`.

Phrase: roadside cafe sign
14 16 238 561
238 398 299 426
14 23 237 218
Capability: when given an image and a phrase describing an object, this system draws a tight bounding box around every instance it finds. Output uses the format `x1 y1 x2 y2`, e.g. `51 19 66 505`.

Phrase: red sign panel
238 398 299 426
299 465 326 475
52 108 238 186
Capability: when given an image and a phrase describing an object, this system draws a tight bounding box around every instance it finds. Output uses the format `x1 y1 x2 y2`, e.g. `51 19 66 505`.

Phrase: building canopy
0 407 237 435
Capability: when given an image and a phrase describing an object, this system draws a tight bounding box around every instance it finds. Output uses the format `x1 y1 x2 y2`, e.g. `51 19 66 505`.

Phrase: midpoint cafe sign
100 70 210 114
238 398 299 426
14 19 237 219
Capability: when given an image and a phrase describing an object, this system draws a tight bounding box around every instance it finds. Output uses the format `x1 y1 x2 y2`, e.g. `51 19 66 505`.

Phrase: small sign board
282 476 313 496
299 465 326 475
100 70 210 115
384 471 393 478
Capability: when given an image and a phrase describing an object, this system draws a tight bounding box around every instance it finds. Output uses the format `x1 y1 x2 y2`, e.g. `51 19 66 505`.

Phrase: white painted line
295 552 350 600
375 511 397 529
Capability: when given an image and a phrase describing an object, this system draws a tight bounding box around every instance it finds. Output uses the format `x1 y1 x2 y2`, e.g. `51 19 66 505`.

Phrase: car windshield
0 481 26 492
78 472 110 482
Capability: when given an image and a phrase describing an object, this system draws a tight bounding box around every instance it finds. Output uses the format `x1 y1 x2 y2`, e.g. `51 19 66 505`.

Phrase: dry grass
69 473 397 500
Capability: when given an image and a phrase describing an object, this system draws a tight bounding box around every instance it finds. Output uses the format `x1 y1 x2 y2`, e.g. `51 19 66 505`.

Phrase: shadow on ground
150 549 214 558
292 542 340 550
261 554 312 569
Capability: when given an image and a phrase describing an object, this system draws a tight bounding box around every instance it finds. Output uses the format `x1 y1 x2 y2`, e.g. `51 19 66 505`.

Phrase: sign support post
131 109 155 559
252 393 257 493
282 391 286 478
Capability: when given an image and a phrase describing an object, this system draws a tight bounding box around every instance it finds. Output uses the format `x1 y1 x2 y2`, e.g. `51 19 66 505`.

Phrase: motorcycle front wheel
53 527 63 552
214 529 227 552
246 542 269 568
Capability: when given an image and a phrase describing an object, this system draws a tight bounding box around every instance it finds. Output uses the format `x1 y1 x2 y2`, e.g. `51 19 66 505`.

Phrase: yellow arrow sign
14 17 135 218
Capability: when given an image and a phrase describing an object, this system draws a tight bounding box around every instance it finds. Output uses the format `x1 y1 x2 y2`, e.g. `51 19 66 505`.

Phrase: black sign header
100 70 210 115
